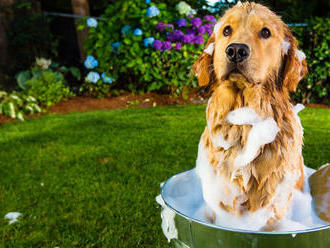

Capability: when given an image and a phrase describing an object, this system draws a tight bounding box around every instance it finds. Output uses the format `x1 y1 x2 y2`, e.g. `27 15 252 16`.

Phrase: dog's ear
282 28 308 92
192 33 216 87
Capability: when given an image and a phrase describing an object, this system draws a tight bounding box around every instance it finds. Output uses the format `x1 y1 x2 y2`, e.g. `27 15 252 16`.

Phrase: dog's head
193 2 307 92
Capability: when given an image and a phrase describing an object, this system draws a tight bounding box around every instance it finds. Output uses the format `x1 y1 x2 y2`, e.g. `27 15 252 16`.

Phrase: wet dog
193 1 307 229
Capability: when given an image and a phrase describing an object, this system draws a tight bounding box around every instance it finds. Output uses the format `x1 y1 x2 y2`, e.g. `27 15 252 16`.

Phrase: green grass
0 105 329 247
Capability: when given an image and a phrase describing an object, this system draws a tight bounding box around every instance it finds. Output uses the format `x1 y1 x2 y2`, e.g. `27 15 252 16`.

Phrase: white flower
36 57 52 70
176 1 192 15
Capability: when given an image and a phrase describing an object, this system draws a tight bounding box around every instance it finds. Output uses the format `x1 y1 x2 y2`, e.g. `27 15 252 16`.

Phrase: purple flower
186 28 196 35
167 24 174 30
156 22 166 31
194 35 205 44
204 15 216 23
175 42 182 50
204 23 214 35
163 41 172 50
167 30 184 42
173 30 184 40
188 14 194 19
153 40 163 50
197 26 206 34
182 34 195 44
167 33 175 42
191 17 202 27
175 18 186 27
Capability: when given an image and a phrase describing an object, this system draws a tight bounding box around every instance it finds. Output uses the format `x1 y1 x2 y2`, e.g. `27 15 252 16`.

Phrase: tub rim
161 168 330 235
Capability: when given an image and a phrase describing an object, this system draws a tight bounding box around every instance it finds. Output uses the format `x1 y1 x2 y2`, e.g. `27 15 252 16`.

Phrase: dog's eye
223 26 232 37
260 27 271 39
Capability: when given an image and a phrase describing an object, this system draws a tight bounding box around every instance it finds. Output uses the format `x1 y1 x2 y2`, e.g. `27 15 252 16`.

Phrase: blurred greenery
1 0 329 104
292 17 330 104
0 105 329 247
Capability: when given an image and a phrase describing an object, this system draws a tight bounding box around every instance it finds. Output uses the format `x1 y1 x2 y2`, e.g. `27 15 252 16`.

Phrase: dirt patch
0 114 16 124
305 103 329 109
48 91 207 114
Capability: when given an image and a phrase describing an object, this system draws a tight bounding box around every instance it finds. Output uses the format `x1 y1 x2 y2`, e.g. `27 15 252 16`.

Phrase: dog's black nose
226 43 250 63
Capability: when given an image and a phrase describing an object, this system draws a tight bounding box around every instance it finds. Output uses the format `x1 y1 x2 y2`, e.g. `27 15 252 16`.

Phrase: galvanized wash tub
159 169 330 248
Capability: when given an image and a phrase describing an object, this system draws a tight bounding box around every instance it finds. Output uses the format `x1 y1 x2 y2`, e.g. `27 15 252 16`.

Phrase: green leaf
0 91 7 98
77 25 85 30
9 102 16 119
17 112 24 121
69 67 81 80
123 38 132 45
16 70 31 90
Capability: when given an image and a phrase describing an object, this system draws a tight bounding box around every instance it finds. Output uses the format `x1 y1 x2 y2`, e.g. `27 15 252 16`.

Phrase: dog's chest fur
197 79 304 219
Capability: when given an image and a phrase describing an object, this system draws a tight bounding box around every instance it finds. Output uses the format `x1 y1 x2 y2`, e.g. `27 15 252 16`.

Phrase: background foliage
82 1 219 95
0 0 329 105
292 17 330 104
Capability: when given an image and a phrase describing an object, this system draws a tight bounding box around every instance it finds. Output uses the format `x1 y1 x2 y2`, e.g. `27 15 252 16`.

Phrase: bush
24 71 73 107
16 58 76 107
292 17 330 104
82 1 222 95
0 91 41 121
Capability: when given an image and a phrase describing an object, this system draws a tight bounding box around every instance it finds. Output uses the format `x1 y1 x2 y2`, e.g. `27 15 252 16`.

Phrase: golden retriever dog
193 1 308 230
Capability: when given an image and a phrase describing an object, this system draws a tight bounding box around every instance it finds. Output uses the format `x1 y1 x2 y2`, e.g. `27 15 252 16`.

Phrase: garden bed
0 90 328 125
0 91 207 124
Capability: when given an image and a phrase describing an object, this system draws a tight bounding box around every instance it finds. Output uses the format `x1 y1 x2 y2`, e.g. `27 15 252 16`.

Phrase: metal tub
160 169 330 248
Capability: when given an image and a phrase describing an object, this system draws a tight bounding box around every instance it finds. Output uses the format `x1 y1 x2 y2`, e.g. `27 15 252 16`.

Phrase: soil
48 91 207 114
0 90 207 125
0 91 328 125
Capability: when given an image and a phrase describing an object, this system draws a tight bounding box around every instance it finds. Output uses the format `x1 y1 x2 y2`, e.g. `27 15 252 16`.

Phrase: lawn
0 105 329 247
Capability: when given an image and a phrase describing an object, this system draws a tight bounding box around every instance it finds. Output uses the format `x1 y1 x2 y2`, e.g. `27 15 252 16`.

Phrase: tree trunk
0 14 7 67
71 0 90 60
0 0 13 70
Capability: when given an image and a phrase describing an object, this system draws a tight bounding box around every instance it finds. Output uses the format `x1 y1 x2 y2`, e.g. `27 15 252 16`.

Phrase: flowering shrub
81 0 218 94
16 58 76 107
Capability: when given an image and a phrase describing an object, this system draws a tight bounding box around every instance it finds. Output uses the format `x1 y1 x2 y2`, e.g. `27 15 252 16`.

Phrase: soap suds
281 40 291 54
196 140 241 211
156 195 178 242
4 212 22 224
226 107 261 125
226 108 279 167
296 49 306 62
292 103 305 115
213 21 223 37
204 43 214 55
